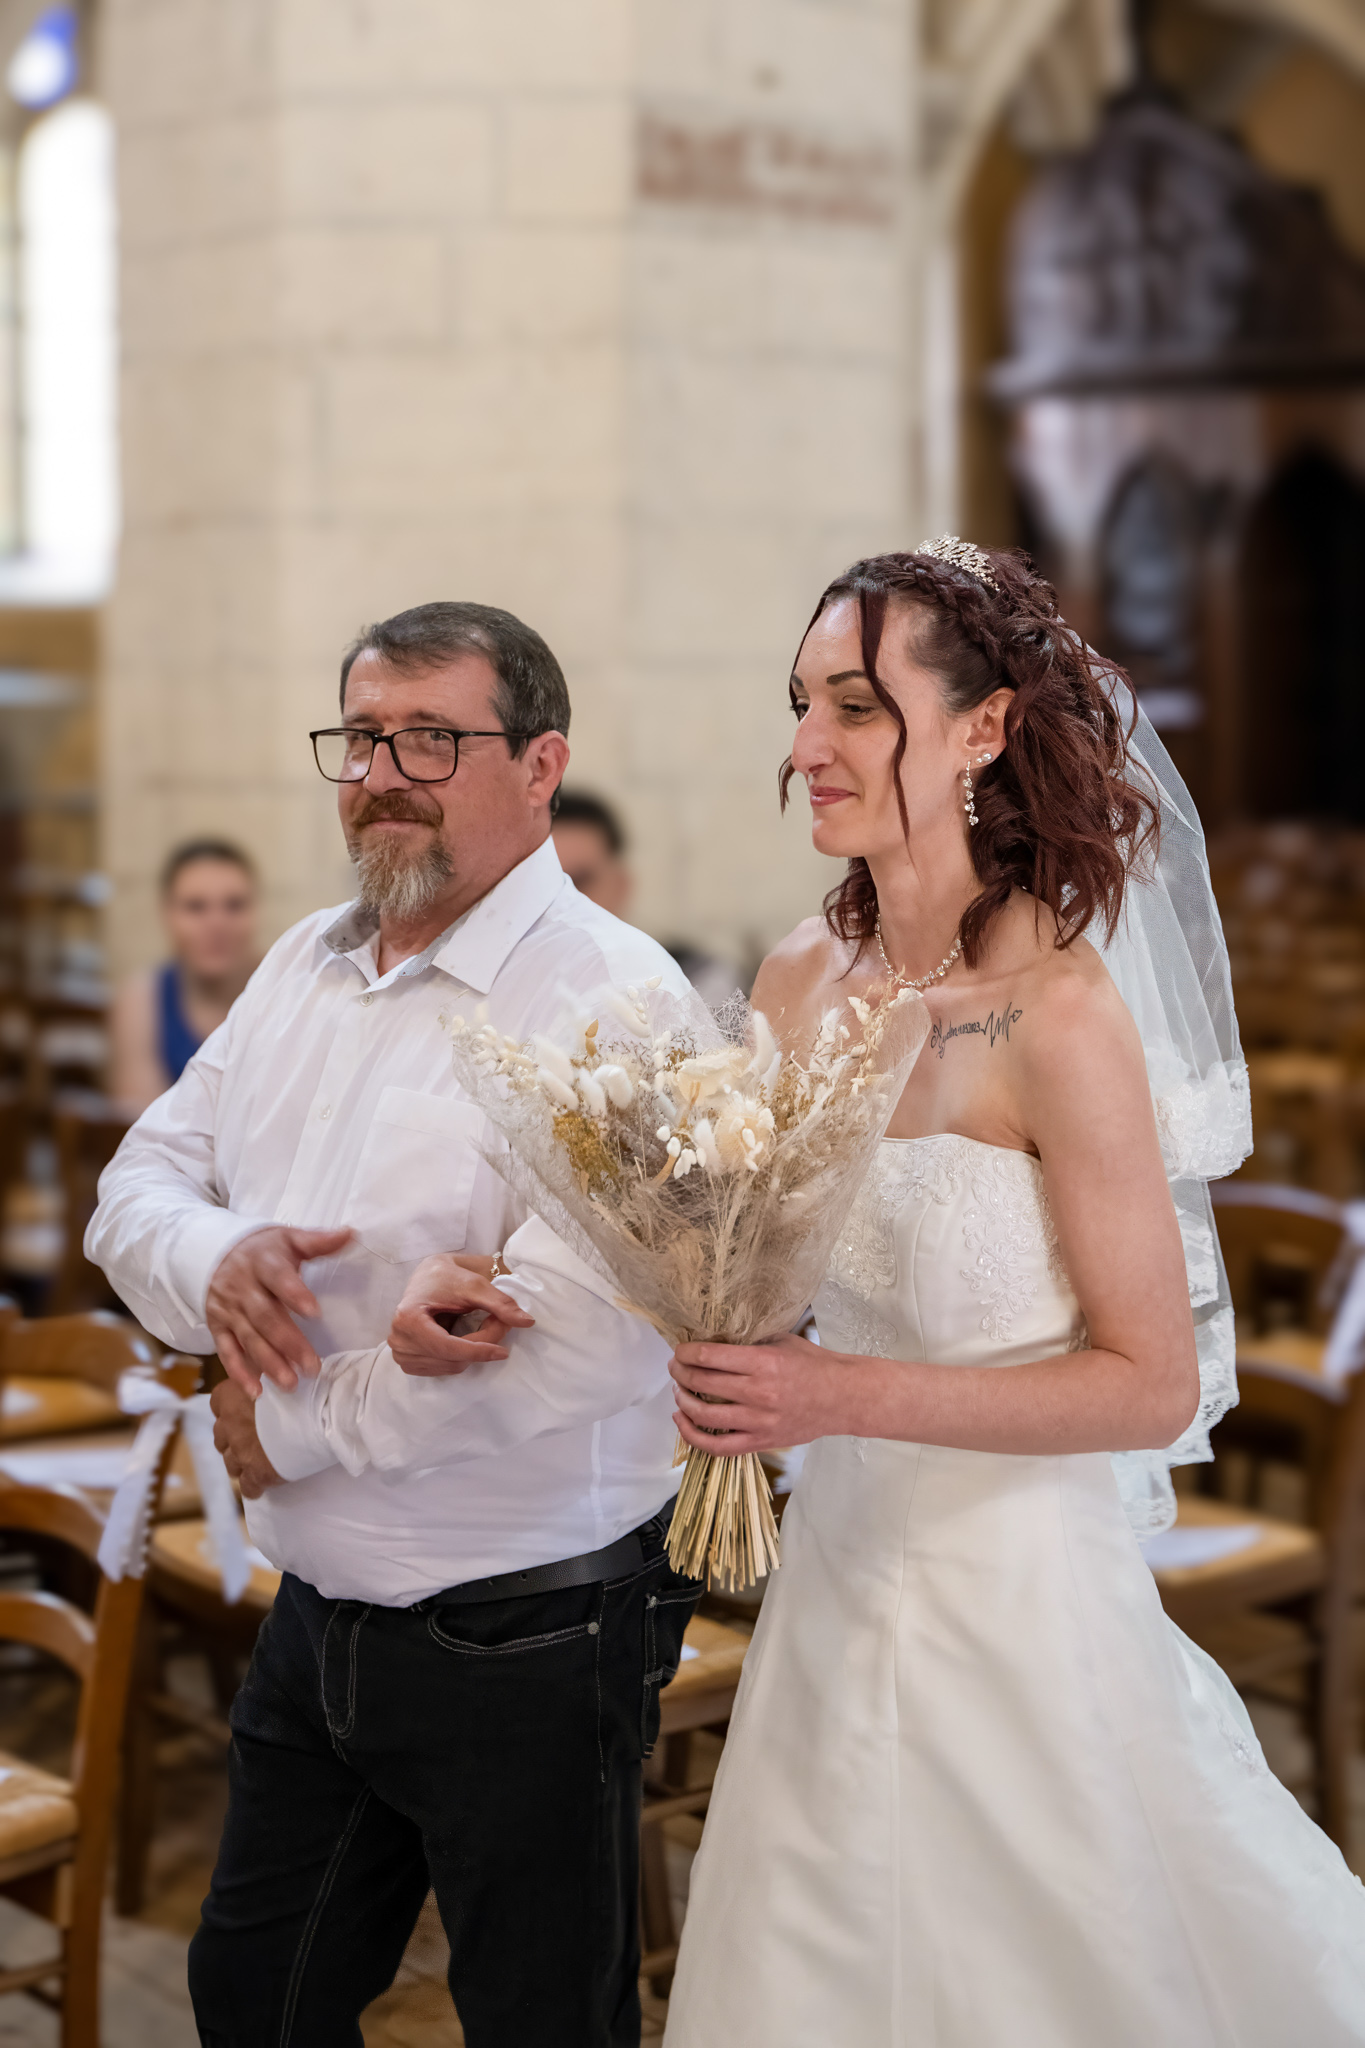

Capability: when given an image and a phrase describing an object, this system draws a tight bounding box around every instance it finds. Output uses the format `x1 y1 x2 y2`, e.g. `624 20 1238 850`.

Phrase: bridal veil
1094 670 1251 1534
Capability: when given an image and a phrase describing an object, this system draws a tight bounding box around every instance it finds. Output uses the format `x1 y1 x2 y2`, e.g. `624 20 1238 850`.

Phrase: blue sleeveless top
157 964 200 1084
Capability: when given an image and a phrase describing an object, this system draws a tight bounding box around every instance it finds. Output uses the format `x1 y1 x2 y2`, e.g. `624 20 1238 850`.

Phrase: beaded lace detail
823 1147 926 1296
957 1145 1064 1342
817 1136 1062 1349
813 1279 900 1363
814 1149 924 1395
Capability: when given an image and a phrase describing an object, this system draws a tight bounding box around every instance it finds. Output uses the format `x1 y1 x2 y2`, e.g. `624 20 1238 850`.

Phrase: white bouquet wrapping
448 978 929 1591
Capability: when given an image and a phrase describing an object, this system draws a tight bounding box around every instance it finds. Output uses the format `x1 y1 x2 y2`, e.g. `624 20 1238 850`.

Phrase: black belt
426 1498 675 1609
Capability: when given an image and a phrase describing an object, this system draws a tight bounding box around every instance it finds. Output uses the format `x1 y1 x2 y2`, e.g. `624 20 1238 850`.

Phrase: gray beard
351 832 454 922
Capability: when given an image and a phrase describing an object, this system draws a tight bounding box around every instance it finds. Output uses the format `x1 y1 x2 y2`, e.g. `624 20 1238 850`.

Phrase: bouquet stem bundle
668 1424 781 1588
449 981 928 1591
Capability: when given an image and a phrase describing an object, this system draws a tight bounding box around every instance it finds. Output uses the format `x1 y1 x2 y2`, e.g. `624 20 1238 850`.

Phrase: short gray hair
340 601 571 752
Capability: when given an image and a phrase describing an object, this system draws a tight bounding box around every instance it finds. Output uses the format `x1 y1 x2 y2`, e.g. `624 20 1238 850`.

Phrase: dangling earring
962 751 992 829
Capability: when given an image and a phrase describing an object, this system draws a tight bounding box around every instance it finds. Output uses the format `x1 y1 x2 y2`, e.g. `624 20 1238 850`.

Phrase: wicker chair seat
0 1751 77 1867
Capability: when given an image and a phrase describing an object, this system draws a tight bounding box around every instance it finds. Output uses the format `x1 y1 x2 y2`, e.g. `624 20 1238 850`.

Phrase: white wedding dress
664 1133 1365 2047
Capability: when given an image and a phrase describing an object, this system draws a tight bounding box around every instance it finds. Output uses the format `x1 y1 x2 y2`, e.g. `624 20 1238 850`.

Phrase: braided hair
779 547 1158 968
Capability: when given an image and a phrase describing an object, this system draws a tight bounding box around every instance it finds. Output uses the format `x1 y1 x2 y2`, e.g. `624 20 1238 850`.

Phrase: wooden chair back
1185 1361 1365 1847
0 1351 198 1761
1245 1062 1352 1194
0 1481 140 1803
116 1365 255 1916
49 1094 132 1314
0 1307 158 1448
31 1015 109 1105
0 1081 26 1210
0 1003 27 1088
1317 1368 1365 1622
1211 1359 1365 1538
0 1352 198 2040
0 1309 157 1396
1211 1183 1349 1337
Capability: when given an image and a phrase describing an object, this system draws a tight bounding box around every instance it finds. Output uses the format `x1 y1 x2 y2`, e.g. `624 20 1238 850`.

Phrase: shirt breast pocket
348 1089 487 1265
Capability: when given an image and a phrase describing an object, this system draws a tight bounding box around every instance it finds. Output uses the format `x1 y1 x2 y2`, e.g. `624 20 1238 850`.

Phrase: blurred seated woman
110 840 260 1113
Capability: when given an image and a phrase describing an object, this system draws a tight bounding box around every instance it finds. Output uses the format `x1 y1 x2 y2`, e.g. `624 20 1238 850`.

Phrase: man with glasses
87 602 701 2047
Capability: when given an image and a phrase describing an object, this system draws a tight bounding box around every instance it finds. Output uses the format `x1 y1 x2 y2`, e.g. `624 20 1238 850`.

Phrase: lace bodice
812 1132 1236 1536
814 1134 1083 1369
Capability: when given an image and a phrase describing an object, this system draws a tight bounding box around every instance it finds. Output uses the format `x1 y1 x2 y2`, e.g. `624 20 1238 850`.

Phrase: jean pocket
427 1614 598 1657
641 1580 703 1757
427 1584 601 1658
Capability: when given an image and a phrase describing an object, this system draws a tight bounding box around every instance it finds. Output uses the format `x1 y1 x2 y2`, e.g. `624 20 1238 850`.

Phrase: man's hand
207 1226 354 1396
388 1254 536 1378
211 1378 285 1499
670 1332 847 1455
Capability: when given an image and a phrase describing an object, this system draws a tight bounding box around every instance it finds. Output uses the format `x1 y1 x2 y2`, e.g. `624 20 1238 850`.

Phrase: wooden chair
0 1353 190 2048
0 1080 27 1210
0 1004 29 1090
639 1614 751 1992
1244 1054 1355 1194
0 1305 156 1444
1155 1358 1365 1850
1210 1183 1353 1376
30 1012 109 1109
0 1428 203 1524
48 1094 131 1315
116 1513 279 1915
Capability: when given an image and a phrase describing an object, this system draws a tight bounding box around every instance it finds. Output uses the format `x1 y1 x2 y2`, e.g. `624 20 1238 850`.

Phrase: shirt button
361 993 374 1007
319 1104 332 1120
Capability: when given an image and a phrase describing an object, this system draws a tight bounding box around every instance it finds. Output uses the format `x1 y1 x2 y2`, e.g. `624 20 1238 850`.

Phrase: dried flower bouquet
448 979 929 1591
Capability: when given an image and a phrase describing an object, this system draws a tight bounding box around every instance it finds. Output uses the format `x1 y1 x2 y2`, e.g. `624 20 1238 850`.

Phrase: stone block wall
101 0 912 973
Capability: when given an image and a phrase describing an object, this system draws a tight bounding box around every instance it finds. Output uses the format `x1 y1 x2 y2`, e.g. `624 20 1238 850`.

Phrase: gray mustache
351 800 442 828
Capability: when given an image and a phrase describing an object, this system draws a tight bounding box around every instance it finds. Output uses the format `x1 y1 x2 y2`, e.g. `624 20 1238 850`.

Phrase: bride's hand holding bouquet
671 1328 843 1457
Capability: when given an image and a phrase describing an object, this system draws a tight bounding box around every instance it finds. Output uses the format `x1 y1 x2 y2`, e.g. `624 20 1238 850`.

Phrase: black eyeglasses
309 726 538 784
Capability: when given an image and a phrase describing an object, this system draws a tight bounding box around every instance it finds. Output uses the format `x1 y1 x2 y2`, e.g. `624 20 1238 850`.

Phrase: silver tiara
915 534 999 591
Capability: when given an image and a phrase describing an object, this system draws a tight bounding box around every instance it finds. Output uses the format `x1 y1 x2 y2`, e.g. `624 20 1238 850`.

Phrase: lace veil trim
1094 670 1251 1533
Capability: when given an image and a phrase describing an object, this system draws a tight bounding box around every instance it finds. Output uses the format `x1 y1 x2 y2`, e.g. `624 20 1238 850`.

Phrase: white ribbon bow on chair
96 1368 253 1604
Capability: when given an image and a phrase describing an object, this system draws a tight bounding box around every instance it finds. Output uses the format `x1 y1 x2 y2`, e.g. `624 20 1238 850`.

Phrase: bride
661 541 1365 2046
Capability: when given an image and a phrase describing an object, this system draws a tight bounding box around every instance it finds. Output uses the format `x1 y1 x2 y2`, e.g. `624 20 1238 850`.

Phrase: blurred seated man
550 788 632 916
110 839 260 1113
552 787 742 1010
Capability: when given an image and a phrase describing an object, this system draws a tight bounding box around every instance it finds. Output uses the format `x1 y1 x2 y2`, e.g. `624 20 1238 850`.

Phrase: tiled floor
0 1663 1356 2043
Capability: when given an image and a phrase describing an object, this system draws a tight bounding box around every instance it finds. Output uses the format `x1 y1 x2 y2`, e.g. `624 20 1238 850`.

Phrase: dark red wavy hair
780 547 1157 968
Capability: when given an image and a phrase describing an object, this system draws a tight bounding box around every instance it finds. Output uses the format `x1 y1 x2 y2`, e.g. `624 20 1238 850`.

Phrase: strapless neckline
879 1131 1042 1171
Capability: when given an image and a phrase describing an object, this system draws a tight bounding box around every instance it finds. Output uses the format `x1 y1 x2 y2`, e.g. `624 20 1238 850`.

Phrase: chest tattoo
929 1005 1023 1060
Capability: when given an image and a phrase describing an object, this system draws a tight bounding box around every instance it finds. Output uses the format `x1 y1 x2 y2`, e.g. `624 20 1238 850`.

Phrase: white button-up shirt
87 839 689 1604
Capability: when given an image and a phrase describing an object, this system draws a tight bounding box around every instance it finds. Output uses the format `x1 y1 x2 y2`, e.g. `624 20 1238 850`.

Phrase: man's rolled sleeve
254 1374 339 1483
159 1207 278 1344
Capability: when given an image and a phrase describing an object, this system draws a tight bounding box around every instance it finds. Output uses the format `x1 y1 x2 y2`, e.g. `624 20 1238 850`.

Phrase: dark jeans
188 1509 700 2048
